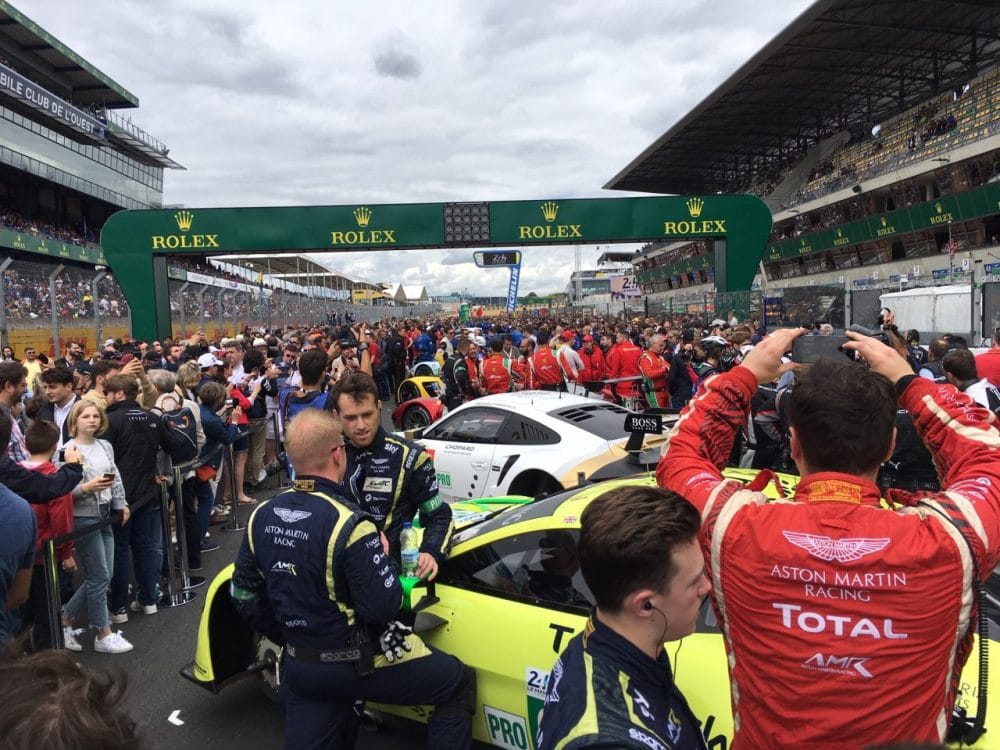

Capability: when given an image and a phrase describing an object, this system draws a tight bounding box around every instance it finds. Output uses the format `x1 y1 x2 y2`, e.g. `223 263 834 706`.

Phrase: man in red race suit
657 327 1000 749
532 332 565 392
638 335 670 408
480 338 513 395
577 335 607 386
606 331 642 402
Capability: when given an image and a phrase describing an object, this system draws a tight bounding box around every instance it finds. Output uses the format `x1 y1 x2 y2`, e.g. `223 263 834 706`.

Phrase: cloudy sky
26 0 813 296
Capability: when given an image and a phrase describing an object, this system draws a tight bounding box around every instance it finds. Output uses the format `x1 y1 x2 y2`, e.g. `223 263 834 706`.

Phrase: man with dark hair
80 359 122 412
103 374 166 619
943 348 1000 413
53 341 84 371
531 331 565 392
231 409 475 748
537 485 710 750
480 338 513 395
35 368 79 447
0 361 28 462
329 372 453 580
658 328 1000 748
442 338 473 409
278 348 329 478
918 336 951 382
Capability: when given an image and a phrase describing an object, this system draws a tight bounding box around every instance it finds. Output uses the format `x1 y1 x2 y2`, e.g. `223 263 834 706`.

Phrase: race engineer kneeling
230 409 475 750
537 485 712 750
658 327 1000 749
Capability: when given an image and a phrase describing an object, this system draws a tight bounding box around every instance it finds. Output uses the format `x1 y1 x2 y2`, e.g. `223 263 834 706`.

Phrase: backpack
154 396 199 465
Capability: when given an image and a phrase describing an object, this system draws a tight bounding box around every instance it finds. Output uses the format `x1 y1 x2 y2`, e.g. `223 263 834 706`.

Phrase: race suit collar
290 475 342 494
796 472 882 506
584 611 675 689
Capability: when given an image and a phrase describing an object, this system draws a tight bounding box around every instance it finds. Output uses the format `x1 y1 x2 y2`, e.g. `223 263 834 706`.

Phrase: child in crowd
19 420 75 651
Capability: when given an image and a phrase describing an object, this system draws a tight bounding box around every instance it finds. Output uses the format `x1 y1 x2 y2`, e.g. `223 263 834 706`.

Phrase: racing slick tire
397 381 421 403
401 404 434 431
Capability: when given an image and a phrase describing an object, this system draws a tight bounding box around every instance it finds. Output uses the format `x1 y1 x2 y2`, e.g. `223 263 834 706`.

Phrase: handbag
195 464 217 481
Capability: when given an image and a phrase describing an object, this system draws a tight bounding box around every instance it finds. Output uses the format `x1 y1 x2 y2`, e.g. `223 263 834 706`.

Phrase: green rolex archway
100 195 772 340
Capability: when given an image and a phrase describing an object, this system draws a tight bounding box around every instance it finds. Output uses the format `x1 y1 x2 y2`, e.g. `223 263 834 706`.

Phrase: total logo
773 603 908 639
803 652 874 678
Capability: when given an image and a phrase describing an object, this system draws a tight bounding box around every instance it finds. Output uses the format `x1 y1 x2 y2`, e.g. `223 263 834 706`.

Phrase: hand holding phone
791 335 850 364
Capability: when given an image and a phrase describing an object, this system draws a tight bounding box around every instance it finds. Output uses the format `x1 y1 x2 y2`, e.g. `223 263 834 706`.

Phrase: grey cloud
373 49 421 79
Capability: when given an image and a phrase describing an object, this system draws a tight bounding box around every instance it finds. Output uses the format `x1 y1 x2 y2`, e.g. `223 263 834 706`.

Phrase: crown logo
353 207 372 228
174 210 194 232
880 217 888 226
935 202 943 214
801 238 807 245
686 197 704 218
540 202 559 222
836 228 843 237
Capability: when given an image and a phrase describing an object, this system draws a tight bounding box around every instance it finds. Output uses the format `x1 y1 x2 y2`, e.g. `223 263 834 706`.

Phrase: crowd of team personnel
4 305 1000 748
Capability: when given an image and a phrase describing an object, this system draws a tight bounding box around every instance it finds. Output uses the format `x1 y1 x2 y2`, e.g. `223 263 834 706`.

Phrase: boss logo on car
625 413 663 434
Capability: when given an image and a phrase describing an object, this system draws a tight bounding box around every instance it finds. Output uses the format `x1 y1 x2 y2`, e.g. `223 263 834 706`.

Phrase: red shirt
481 355 512 395
532 347 564 386
22 460 73 564
638 350 670 407
976 349 1000 388
578 346 607 383
512 357 535 390
658 368 1000 748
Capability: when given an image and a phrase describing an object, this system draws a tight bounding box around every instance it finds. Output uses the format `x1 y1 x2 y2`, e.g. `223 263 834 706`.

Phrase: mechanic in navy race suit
230 409 475 750
328 372 454 580
537 485 710 750
412 326 437 364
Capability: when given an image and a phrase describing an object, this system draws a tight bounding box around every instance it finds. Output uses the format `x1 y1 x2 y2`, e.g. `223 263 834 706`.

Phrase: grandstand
606 0 1000 336
0 4 371 356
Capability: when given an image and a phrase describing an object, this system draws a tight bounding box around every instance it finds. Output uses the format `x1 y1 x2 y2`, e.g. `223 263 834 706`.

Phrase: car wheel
397 382 420 402
254 633 283 701
402 404 433 431
508 471 562 498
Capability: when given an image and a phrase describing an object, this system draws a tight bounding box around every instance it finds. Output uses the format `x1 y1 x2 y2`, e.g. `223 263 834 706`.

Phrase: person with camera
231 409 475 749
658 327 1000 748
536 485 711 750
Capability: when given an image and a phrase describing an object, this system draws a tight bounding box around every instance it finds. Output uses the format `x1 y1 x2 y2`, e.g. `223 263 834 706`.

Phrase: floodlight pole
49 264 65 357
177 282 190 339
91 270 107 348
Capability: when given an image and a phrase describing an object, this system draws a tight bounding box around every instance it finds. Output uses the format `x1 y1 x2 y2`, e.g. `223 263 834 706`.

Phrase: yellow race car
181 472 999 749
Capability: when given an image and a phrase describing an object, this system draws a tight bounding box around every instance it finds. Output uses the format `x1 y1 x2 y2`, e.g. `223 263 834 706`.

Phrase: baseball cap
197 352 224 369
253 338 267 347
561 330 575 341
104 338 115 347
582 335 594 343
474 335 486 347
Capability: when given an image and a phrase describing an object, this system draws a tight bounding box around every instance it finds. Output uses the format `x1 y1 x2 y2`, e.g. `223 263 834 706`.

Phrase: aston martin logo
782 531 890 562
274 508 312 523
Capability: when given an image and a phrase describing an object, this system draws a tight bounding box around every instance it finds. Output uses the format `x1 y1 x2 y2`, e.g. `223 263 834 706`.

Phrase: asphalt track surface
73 408 492 749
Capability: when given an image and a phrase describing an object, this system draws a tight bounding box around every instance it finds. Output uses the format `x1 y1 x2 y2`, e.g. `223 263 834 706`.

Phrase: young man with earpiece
537 485 711 750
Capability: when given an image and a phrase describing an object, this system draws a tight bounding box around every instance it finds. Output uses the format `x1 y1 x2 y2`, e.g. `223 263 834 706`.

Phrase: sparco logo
783 530 890 562
803 652 873 678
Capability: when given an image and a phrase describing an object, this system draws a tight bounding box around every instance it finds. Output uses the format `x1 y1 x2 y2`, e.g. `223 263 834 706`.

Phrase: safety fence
0 258 446 355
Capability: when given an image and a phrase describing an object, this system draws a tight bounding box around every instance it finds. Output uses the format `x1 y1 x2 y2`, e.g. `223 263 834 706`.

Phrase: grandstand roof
211 253 366 288
605 0 1000 195
0 3 137 108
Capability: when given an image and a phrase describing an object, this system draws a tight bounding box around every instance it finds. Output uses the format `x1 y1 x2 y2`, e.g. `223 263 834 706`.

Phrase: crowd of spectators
0 209 98 247
3 265 128 319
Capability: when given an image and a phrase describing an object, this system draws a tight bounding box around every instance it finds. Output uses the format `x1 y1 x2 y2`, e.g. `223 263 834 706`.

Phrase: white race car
416 390 671 500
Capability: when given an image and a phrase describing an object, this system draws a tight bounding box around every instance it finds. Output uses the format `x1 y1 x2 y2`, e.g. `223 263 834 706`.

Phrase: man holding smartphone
659 328 1000 748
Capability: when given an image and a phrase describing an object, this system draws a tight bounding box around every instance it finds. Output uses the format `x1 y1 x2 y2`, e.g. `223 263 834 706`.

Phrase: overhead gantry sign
100 195 772 340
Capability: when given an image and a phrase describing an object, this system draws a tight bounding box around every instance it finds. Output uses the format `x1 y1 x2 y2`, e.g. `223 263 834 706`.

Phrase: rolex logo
353 207 372 228
540 202 559 222
686 197 704 218
174 210 194 232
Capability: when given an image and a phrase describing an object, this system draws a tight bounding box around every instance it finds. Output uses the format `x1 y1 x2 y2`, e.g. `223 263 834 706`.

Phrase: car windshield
548 402 632 441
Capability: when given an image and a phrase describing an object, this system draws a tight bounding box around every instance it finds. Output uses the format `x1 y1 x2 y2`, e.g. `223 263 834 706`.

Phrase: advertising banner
0 62 105 140
610 274 642 299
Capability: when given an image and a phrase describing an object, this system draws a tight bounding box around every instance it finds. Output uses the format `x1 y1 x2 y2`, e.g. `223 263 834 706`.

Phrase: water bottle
400 522 419 577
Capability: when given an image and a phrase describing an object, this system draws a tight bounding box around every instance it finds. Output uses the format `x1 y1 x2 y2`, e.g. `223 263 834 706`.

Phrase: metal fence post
173 465 205 590
0 257 12 348
198 284 208 332
220 444 247 533
48 264 65 357
91 269 107 351
177 281 190 339
158 478 197 607
42 538 63 649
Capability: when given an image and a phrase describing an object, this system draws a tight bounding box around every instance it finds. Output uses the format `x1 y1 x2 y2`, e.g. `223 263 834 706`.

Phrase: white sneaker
257 468 267 483
94 630 133 654
63 625 83 652
129 600 157 615
109 608 129 624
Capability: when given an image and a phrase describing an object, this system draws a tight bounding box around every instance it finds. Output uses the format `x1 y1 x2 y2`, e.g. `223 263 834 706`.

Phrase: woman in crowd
60 401 132 654
194 382 241 548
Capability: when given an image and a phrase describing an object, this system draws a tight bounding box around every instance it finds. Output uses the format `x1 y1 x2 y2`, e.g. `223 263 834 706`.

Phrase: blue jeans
110 502 163 609
63 515 113 632
196 478 215 538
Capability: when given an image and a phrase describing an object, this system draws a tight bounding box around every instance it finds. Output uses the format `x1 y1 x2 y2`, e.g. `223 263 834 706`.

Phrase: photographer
658 328 1000 748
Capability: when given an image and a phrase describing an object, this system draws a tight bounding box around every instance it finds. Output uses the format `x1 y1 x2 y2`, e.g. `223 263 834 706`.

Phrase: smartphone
791 335 850 364
102 472 116 481
228 398 238 407
57 449 66 462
